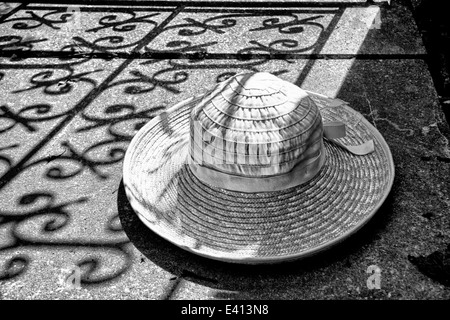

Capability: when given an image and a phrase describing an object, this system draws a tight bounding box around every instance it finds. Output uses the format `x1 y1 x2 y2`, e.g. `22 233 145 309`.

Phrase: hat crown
190 72 323 177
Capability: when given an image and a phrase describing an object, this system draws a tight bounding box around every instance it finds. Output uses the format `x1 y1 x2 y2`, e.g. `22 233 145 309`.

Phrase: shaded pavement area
0 0 449 299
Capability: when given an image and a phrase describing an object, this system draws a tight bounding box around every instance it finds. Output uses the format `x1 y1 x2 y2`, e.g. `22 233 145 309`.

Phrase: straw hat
123 72 394 264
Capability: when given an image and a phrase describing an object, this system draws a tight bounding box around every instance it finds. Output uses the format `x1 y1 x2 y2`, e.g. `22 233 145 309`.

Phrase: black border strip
22 7 341 14
21 5 341 14
7 0 389 8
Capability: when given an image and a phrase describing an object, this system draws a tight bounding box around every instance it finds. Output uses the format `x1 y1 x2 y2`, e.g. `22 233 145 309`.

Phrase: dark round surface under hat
123 81 394 263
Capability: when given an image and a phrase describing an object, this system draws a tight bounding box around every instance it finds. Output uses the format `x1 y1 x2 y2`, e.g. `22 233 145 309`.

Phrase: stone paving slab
0 0 449 300
0 58 123 178
0 4 175 55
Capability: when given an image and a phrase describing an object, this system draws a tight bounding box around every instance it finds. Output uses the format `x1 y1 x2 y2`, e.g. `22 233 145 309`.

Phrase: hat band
188 143 325 193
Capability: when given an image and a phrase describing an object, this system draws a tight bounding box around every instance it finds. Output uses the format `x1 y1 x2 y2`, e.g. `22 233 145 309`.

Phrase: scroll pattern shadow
0 1 393 296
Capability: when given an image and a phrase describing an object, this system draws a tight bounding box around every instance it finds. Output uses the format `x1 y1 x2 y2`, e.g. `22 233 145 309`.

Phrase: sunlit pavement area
0 0 449 299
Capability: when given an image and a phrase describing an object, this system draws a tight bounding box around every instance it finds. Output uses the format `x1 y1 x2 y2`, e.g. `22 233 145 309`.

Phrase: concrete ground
0 0 449 300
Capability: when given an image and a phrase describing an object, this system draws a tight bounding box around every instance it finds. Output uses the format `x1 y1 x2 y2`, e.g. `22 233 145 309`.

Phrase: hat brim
123 91 394 264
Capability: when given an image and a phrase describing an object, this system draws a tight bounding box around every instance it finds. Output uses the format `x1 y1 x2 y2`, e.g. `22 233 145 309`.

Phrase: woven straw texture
190 72 323 177
123 79 394 264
